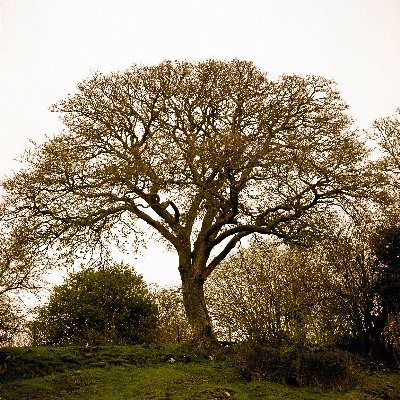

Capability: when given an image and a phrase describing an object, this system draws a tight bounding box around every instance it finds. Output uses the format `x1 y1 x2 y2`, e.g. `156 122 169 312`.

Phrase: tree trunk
180 264 219 351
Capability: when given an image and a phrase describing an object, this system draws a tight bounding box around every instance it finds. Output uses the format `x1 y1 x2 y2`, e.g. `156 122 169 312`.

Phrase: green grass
0 344 399 400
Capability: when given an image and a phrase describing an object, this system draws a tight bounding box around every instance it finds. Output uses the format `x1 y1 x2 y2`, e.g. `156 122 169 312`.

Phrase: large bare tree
2 60 370 348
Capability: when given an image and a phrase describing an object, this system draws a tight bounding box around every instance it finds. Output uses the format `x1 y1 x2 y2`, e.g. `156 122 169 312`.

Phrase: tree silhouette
2 60 371 348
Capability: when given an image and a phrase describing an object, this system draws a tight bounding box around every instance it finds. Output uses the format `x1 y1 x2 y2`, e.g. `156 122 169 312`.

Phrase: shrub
31 264 158 346
234 339 359 390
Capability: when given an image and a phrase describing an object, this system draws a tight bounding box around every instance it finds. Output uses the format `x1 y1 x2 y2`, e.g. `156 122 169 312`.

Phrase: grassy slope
0 344 399 400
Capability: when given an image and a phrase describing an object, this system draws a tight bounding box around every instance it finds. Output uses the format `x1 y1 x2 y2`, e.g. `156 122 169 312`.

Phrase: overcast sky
0 0 399 286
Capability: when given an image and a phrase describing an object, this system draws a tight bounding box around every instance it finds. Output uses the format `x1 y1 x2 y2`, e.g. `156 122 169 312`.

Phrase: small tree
373 224 400 313
371 224 400 359
312 212 400 359
32 264 158 346
319 219 383 353
3 60 372 348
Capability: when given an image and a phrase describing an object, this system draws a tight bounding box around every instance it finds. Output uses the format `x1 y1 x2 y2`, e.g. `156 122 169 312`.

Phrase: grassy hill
0 344 399 400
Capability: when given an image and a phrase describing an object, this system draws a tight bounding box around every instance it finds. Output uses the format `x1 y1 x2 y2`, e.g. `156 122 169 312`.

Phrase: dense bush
234 338 359 390
31 264 158 346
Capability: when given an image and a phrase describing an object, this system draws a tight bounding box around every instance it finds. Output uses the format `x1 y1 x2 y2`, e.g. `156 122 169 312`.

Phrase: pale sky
0 0 399 286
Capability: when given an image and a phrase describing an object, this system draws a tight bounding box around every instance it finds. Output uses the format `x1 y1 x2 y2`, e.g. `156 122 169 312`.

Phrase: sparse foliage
206 238 338 345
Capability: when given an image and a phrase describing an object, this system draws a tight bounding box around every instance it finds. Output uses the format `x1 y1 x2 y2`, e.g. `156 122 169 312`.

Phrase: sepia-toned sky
0 0 399 286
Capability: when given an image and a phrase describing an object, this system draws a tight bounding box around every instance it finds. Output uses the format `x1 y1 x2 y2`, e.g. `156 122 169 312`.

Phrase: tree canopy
2 60 373 348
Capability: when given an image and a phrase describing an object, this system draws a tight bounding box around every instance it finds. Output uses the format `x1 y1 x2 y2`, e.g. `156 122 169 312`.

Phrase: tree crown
2 60 369 276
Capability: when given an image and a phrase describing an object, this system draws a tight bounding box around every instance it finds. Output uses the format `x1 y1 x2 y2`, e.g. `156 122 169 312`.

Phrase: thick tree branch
205 231 249 278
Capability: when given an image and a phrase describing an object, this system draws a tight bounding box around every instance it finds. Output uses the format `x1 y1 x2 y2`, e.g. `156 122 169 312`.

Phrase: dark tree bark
181 270 218 349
